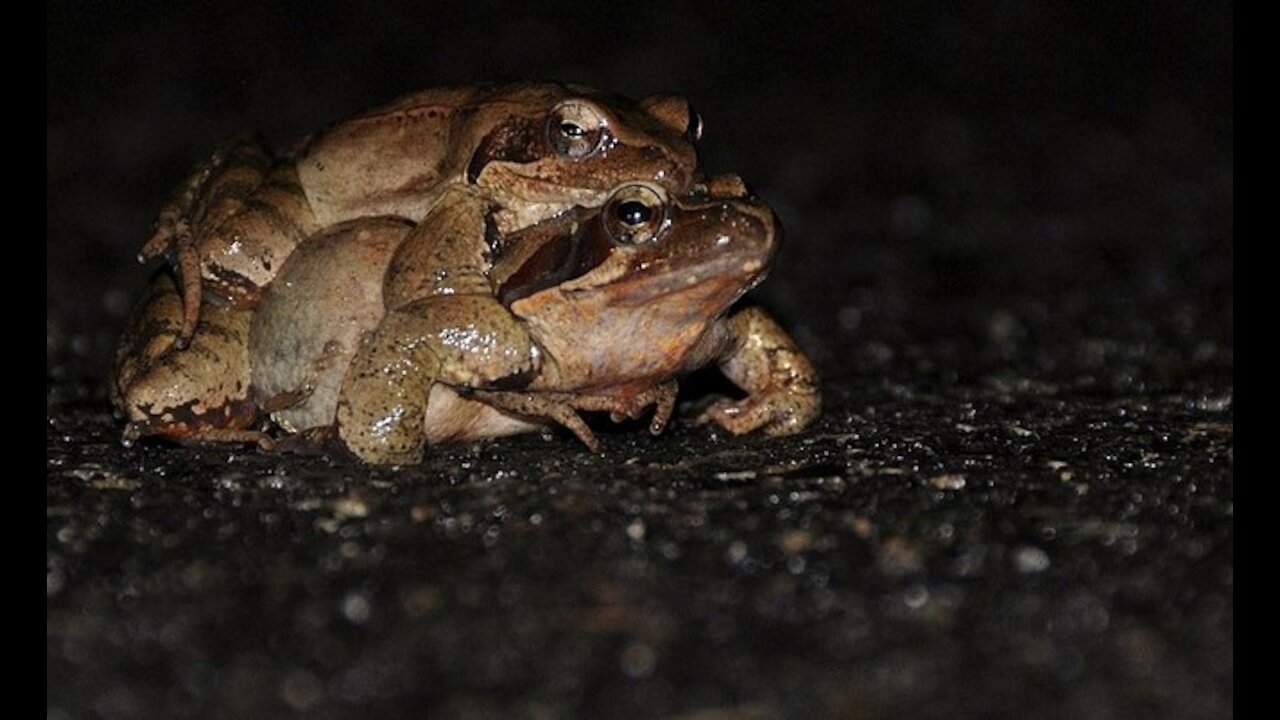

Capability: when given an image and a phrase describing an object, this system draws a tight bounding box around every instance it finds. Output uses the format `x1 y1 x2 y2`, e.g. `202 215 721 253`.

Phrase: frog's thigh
196 164 317 305
113 274 258 444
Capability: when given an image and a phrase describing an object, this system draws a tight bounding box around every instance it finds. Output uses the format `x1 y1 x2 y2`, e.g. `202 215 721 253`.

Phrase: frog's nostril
640 145 667 161
705 174 750 199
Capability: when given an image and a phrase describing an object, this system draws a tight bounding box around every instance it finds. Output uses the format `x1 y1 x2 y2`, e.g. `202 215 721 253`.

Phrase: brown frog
114 177 820 464
138 83 701 348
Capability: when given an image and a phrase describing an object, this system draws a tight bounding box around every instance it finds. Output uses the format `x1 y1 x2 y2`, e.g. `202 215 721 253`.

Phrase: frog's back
294 84 567 226
296 88 479 225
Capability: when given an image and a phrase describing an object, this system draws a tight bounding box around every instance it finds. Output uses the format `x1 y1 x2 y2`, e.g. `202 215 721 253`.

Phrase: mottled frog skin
114 176 820 464
137 83 701 348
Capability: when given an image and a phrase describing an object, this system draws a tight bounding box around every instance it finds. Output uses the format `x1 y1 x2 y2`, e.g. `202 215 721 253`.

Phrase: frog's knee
113 289 256 443
335 399 426 466
117 362 193 425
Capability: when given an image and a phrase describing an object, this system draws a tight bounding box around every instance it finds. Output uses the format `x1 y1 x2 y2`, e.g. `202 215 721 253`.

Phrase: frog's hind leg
113 273 271 449
138 140 274 349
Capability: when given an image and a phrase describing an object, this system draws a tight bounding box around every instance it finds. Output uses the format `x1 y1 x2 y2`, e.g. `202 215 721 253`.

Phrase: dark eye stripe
497 220 613 307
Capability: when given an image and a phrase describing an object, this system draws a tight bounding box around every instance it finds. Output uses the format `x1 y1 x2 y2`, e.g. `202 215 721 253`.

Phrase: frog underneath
114 177 820 464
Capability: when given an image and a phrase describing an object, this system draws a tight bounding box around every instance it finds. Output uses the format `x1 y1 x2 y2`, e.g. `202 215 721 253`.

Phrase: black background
48 2 1232 718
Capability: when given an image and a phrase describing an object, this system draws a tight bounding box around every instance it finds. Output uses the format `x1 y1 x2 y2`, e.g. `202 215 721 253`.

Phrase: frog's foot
618 382 678 435
563 382 680 435
138 218 202 350
693 392 816 437
469 391 601 452
121 406 269 450
698 306 821 437
114 273 261 451
271 426 344 457
137 139 274 350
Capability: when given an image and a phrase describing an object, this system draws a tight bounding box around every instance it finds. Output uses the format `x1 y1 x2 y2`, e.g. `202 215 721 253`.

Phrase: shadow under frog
114 176 820 465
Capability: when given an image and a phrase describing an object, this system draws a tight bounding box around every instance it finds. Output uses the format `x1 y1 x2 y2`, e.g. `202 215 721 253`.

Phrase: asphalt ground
48 3 1232 718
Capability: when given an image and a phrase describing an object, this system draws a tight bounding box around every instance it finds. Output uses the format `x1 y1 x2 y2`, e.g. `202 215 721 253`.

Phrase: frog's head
466 85 701 224
496 175 778 387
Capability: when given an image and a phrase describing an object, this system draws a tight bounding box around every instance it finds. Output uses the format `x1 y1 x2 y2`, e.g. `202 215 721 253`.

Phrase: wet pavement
48 3 1232 718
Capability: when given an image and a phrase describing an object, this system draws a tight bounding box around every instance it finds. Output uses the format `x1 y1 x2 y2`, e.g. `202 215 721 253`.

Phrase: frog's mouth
496 210 615 308
596 199 778 307
504 233 768 316
592 252 772 310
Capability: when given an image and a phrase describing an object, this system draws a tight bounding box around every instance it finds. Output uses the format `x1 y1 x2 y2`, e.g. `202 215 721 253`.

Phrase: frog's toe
272 426 343 456
693 395 761 435
695 391 819 438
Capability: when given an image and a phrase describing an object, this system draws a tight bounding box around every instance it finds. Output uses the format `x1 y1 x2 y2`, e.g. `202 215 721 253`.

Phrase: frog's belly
250 217 543 442
251 218 407 431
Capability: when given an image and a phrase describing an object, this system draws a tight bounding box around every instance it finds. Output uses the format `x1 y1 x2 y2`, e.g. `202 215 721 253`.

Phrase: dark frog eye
604 184 667 246
547 100 608 159
687 107 704 143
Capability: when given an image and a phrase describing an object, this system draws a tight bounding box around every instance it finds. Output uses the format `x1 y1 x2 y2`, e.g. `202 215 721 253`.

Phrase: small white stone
1014 546 1051 573
340 592 372 624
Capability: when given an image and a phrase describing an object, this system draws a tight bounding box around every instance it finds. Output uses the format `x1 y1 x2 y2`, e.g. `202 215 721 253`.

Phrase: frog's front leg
696 306 821 436
470 380 680 453
334 187 541 464
112 273 270 448
139 139 317 348
335 296 542 464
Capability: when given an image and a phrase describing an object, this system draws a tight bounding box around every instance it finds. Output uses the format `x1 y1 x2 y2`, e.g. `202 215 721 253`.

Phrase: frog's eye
687 107 704 143
548 100 608 159
604 185 666 246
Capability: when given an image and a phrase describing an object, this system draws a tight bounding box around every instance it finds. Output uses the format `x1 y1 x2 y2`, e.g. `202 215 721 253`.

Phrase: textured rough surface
48 3 1231 718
